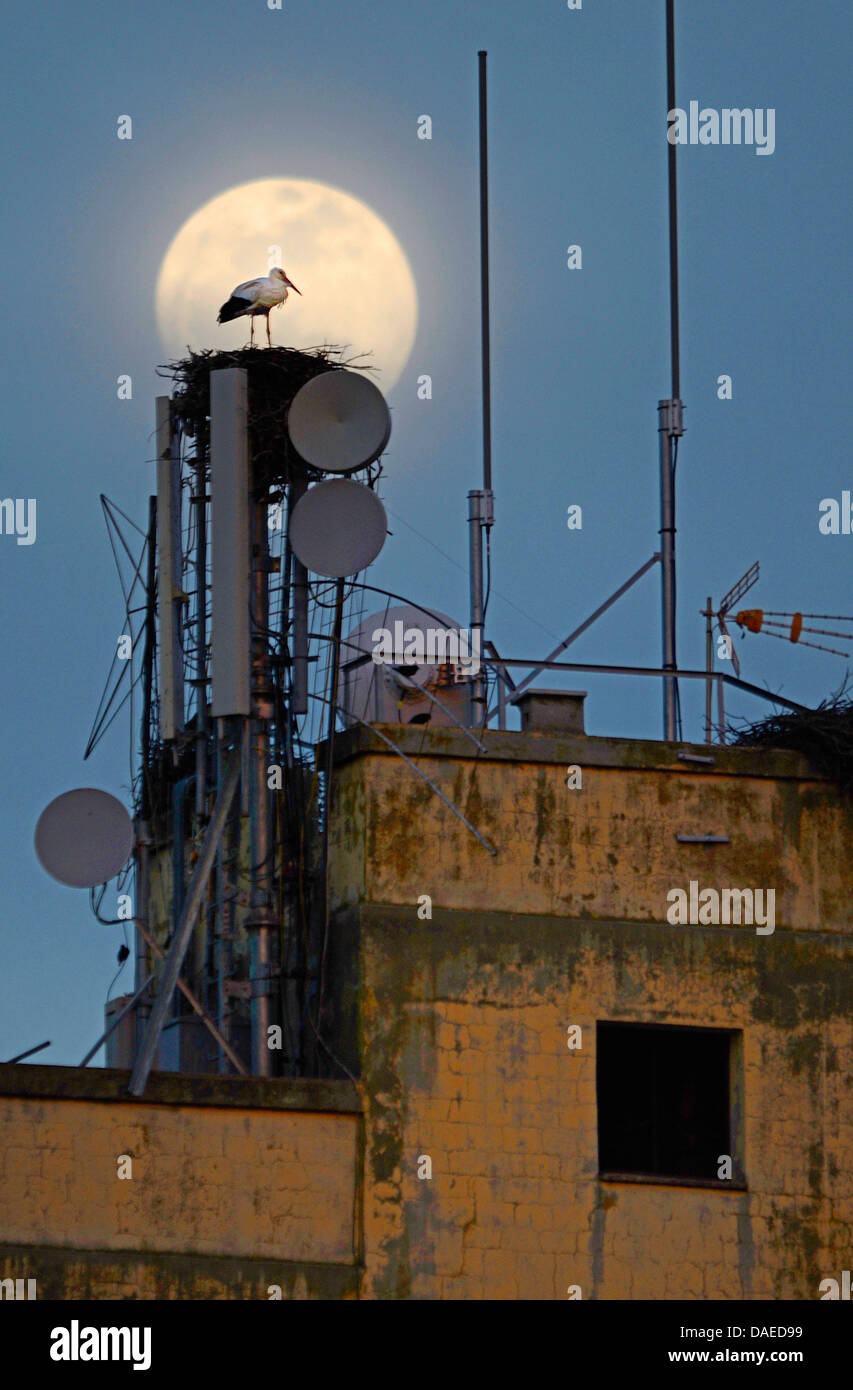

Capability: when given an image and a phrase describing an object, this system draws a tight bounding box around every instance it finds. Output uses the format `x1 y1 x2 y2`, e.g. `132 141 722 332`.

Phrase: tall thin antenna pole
469 49 495 727
659 0 684 741
666 0 681 402
478 50 492 495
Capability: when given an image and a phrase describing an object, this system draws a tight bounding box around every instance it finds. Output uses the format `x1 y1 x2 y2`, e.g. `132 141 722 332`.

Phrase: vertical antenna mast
659 0 684 740
469 49 495 727
666 0 681 404
478 49 492 497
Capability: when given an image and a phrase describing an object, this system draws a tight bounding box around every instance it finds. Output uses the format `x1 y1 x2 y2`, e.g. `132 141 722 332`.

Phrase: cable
89 884 124 926
483 528 492 621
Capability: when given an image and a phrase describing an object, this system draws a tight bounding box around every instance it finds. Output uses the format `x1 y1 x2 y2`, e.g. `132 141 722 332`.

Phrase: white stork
217 266 301 347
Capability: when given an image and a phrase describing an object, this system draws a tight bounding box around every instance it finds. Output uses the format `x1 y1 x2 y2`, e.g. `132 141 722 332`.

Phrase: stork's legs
249 316 255 347
266 313 272 348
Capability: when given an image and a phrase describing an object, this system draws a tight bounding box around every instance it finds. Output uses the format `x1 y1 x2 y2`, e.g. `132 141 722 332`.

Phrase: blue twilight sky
0 1 850 1065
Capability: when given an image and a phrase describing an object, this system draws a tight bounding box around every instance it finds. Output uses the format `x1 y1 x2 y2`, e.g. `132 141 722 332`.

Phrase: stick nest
729 691 853 793
158 345 375 492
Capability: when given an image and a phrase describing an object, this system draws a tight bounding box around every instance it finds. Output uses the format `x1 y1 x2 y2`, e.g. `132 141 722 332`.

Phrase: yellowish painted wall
0 1075 360 1298
0 1243 357 1300
352 915 852 1299
331 728 853 933
3 728 851 1301
325 727 853 1300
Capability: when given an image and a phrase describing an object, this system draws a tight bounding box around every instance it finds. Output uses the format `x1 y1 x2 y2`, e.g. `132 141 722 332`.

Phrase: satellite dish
338 605 471 726
35 789 134 889
287 370 391 473
289 480 387 578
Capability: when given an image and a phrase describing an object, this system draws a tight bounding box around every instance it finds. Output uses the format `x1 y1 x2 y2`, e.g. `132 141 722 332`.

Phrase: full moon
156 178 418 392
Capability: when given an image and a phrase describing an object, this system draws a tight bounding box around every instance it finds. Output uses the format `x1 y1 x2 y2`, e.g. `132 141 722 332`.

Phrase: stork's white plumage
217 266 301 347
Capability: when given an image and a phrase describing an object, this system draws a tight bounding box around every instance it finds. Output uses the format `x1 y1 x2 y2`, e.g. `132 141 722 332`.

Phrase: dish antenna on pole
288 479 387 578
34 789 134 889
286 369 391 723
287 370 391 473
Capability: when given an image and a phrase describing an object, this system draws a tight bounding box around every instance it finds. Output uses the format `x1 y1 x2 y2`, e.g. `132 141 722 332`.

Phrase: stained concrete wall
329 727 853 933
0 1068 361 1300
325 725 853 1300
4 726 851 1301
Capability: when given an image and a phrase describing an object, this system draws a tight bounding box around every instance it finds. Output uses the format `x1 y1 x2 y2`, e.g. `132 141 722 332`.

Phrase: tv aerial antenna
717 561 760 677
702 561 759 742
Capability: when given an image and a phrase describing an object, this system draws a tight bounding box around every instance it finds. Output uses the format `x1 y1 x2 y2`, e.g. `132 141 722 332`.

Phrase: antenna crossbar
719 561 760 615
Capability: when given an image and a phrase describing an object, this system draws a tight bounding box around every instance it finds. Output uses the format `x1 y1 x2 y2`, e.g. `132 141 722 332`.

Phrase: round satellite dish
287 370 391 473
338 605 469 726
289 480 387 578
35 789 134 889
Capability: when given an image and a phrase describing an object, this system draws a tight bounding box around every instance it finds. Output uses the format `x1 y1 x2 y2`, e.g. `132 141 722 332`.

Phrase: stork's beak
286 278 301 295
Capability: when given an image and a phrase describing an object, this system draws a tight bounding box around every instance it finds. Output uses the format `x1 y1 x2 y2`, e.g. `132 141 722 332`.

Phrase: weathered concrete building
2 699 851 1298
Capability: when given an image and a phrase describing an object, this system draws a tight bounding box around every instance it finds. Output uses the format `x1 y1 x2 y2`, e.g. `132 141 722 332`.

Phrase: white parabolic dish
288 479 388 578
287 370 391 473
34 788 134 889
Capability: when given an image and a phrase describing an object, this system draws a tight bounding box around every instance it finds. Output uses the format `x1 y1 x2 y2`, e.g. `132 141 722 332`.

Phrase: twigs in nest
156 345 375 491
729 681 853 793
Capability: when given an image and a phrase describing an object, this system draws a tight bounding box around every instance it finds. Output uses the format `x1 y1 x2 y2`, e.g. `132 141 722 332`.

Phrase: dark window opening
596 1022 733 1184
